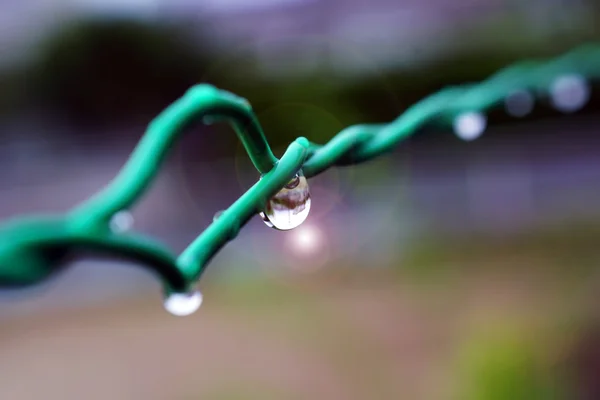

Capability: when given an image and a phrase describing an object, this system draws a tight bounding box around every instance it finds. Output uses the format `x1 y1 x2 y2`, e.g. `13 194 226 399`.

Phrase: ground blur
1 226 600 399
2 169 600 399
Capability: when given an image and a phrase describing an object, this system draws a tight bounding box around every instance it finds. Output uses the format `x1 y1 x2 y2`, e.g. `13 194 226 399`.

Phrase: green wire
0 43 599 298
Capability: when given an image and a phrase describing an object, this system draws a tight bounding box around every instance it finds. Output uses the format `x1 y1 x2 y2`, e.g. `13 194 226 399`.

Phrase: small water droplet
163 290 203 316
505 89 534 117
453 111 486 141
213 210 224 221
259 171 311 230
109 210 134 233
550 74 590 113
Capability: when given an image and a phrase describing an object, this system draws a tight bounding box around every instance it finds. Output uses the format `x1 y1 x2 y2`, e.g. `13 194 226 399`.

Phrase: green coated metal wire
1 43 599 305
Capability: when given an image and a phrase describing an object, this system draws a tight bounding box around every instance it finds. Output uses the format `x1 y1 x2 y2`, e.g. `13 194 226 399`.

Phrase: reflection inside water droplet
163 290 203 316
259 171 311 231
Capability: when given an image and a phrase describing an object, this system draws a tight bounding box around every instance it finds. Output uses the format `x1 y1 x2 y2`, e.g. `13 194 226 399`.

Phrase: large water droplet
163 290 203 316
259 172 311 231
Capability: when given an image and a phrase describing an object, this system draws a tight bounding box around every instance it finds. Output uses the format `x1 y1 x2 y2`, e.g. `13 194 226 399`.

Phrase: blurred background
1 0 600 398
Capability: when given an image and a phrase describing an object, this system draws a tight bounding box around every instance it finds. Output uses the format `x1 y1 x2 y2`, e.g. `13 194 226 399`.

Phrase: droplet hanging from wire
260 171 311 230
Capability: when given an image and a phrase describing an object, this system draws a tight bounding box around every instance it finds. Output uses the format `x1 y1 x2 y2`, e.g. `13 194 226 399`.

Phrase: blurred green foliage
455 326 570 400
403 217 600 278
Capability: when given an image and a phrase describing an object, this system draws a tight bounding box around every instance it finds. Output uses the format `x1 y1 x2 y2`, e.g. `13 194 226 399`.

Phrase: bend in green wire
0 43 599 299
0 84 299 294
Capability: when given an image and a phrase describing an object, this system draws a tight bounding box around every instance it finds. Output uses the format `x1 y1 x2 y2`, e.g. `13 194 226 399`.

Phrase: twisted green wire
1 43 599 298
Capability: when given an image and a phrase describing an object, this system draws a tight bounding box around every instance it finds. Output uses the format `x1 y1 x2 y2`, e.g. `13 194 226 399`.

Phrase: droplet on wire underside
453 111 486 141
505 89 534 117
213 210 224 221
163 290 203 316
259 171 311 231
550 73 590 113
109 210 134 233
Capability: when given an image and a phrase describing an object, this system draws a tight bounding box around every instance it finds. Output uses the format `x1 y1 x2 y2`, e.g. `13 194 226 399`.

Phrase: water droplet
453 112 486 141
213 210 224 221
259 172 311 231
163 290 203 316
109 210 134 233
550 74 590 113
505 90 534 117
